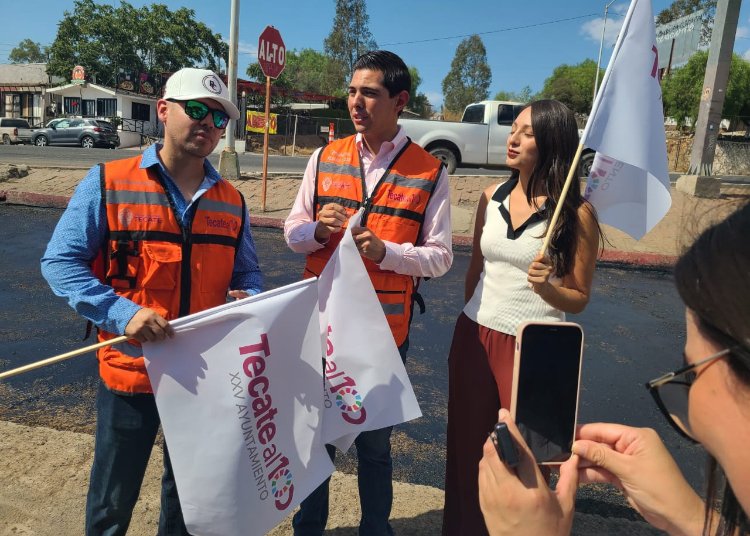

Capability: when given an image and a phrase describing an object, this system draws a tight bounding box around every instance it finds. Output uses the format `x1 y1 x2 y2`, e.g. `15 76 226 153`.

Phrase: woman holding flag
442 99 602 535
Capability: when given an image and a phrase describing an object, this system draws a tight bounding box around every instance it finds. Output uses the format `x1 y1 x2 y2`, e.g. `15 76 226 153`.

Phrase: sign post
257 25 286 212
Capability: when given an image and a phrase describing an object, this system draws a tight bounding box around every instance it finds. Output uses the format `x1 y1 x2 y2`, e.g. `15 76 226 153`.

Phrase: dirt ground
0 419 665 536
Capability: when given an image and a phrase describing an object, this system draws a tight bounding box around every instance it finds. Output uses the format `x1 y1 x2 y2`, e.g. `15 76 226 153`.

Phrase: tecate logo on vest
205 216 239 232
118 208 163 226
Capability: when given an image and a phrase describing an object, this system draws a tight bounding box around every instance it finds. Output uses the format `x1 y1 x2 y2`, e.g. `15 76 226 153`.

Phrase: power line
380 13 605 46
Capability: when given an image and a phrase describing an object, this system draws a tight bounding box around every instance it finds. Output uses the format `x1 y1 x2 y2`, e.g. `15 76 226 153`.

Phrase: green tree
324 0 377 82
407 66 431 118
441 35 492 114
656 0 716 44
247 48 347 97
540 59 601 114
662 50 750 128
47 0 227 86
493 85 533 103
9 39 48 63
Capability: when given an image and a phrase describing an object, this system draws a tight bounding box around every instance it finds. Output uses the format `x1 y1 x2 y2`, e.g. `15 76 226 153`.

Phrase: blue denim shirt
41 144 263 335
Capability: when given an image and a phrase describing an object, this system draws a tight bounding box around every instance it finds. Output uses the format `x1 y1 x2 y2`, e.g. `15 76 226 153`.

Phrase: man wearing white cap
41 67 262 535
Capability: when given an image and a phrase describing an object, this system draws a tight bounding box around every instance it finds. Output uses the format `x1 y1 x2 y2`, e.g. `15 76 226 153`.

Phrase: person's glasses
169 99 230 129
646 347 732 441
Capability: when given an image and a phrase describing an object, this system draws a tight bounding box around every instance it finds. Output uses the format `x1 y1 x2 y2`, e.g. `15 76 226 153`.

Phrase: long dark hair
674 201 750 535
510 99 600 276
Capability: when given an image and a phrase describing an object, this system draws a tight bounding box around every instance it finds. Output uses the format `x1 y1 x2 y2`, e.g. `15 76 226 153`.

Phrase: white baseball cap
163 68 240 120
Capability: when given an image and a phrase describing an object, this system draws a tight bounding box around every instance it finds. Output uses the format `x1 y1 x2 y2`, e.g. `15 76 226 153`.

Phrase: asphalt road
0 144 511 176
0 204 706 530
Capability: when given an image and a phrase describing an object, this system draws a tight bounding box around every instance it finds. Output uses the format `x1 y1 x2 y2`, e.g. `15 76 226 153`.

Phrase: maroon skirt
442 312 516 536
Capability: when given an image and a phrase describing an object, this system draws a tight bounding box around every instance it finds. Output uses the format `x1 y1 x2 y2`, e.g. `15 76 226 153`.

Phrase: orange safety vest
93 155 246 394
304 136 442 346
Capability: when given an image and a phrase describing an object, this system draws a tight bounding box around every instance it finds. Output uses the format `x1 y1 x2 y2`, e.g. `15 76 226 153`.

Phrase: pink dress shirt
284 127 453 278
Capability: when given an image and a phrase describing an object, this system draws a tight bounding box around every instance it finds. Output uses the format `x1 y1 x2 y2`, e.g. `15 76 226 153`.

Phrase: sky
3 0 750 108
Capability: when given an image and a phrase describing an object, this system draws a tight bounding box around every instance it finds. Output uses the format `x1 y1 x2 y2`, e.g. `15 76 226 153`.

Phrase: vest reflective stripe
198 198 245 217
105 189 171 206
95 155 244 394
318 161 360 177
304 136 441 346
381 173 436 192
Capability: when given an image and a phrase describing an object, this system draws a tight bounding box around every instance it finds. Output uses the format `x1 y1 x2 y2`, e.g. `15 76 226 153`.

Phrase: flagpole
540 143 584 255
541 0 640 255
0 335 127 380
581 0 639 145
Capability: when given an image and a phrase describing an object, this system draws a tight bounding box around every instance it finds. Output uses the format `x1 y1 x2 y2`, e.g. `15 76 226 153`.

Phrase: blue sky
3 0 750 108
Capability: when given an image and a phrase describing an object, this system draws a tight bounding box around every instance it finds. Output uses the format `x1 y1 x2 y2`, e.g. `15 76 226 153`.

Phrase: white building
46 82 159 148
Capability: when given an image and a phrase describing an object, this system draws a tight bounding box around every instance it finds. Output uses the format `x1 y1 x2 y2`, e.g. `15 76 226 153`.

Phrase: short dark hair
352 50 411 97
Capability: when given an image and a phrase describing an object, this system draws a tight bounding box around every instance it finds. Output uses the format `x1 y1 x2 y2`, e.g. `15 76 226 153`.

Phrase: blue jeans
85 381 190 536
292 340 408 536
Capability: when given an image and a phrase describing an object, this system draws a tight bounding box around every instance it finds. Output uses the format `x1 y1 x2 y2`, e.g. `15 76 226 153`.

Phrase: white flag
317 210 422 451
143 280 334 536
582 0 671 240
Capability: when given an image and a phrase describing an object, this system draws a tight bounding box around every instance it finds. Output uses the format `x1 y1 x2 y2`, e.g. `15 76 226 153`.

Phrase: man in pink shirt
285 50 452 535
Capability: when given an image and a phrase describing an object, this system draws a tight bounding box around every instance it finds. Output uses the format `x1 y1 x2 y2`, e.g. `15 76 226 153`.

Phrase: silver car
32 118 120 149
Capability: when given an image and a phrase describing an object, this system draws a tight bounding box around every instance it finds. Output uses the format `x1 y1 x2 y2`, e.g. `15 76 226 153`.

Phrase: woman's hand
478 409 579 536
574 423 705 536
527 253 555 298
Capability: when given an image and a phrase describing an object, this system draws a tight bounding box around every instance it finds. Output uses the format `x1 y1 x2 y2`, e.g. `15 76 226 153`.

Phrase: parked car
399 100 595 176
0 117 35 145
32 118 120 149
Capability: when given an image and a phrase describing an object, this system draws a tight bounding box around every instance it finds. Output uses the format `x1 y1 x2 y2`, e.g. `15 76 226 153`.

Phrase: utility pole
593 0 617 101
218 0 240 179
678 0 741 198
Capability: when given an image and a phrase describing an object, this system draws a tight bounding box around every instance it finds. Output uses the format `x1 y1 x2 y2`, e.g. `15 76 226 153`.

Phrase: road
0 144 510 176
0 203 706 531
3 145 749 185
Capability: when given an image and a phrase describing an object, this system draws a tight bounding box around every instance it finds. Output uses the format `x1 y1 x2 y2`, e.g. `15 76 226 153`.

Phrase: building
46 80 159 148
0 63 64 126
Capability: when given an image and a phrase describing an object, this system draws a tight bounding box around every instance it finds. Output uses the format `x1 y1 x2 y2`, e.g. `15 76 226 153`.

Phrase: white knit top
463 178 565 336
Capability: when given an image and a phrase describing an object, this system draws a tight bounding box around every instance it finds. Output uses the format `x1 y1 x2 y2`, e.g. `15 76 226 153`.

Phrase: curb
1 190 676 269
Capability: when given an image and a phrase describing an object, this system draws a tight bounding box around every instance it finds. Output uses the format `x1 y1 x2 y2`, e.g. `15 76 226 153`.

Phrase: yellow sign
246 111 277 134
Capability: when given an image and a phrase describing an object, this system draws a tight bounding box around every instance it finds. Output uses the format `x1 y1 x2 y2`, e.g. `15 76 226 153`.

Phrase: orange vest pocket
141 242 182 290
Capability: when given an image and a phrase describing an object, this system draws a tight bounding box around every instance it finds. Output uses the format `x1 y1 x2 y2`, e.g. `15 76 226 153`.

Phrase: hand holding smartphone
510 321 584 465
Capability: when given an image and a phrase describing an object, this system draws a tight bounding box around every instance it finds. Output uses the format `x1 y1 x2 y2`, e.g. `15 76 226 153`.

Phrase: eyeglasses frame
645 347 732 440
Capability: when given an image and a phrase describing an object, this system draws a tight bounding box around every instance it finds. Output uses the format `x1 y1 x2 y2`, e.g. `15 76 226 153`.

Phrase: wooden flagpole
540 143 585 256
0 335 128 380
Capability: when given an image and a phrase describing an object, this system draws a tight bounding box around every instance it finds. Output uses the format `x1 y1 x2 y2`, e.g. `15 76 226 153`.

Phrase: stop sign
258 26 286 79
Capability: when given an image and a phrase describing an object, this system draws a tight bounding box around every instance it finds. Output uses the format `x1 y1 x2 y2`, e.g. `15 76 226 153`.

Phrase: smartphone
491 422 519 468
510 321 584 465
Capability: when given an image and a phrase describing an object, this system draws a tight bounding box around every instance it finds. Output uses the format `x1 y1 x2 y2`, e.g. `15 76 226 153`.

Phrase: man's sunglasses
168 99 230 129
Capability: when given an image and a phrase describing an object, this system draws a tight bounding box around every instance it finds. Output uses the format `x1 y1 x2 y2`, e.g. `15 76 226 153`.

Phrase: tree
9 39 48 63
540 59 601 115
662 50 750 128
493 85 533 103
441 35 492 114
247 48 347 97
324 0 377 83
47 0 227 86
656 0 717 45
407 66 431 118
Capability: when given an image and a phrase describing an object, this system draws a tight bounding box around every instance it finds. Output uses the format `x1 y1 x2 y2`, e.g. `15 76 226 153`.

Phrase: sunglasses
645 347 732 441
169 99 230 129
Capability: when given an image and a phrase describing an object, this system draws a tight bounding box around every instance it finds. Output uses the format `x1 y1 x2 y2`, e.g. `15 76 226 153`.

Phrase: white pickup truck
398 100 595 176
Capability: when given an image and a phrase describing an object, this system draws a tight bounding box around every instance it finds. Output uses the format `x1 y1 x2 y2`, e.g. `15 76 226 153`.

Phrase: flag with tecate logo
316 209 422 451
582 0 672 240
143 280 334 536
